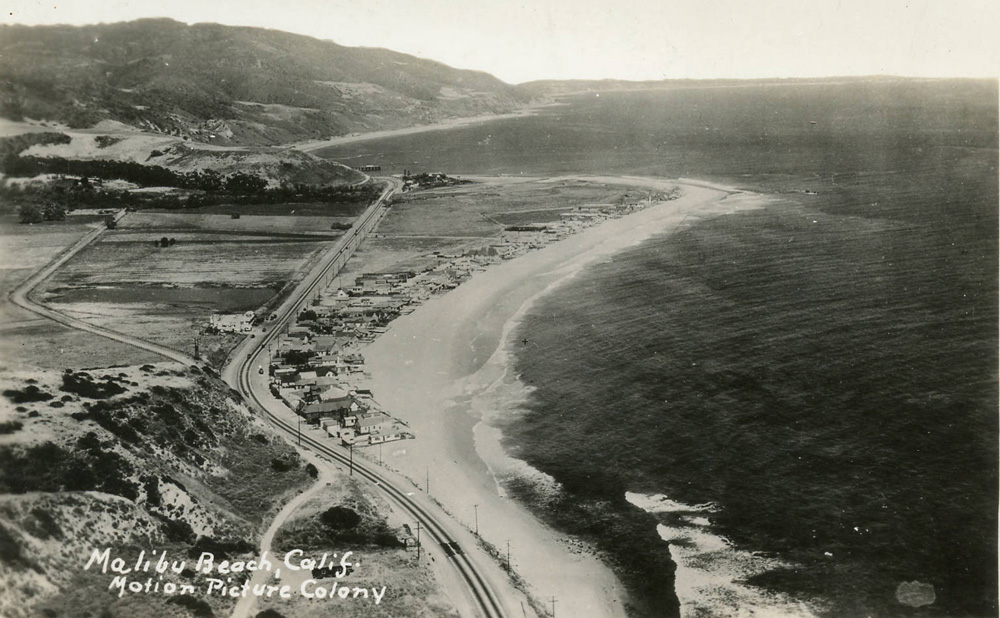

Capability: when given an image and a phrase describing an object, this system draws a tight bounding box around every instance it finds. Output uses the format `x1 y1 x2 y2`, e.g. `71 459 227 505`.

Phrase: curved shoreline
293 104 555 153
358 178 769 615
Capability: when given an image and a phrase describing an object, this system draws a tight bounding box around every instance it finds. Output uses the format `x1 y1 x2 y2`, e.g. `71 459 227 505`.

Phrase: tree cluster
18 202 66 224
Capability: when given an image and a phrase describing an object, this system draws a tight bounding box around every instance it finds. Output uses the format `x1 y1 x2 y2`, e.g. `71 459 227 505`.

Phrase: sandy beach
292 105 554 153
359 179 768 616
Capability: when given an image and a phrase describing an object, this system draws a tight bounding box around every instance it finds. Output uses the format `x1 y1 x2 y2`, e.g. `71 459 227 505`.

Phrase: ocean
316 79 999 617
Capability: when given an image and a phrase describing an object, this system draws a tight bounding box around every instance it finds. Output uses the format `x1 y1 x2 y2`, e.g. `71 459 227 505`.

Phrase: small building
356 412 392 435
209 311 255 333
300 399 356 424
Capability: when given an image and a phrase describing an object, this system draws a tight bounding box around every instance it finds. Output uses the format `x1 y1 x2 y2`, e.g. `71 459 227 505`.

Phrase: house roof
303 399 354 414
357 413 391 428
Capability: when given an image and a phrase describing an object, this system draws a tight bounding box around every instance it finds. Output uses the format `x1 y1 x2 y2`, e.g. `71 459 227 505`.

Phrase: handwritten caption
84 548 386 605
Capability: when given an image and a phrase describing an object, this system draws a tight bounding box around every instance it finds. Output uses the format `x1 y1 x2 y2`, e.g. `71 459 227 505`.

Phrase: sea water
318 79 999 616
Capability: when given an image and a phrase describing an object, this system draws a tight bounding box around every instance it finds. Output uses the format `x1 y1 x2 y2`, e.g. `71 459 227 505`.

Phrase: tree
18 203 43 224
282 350 314 366
43 202 66 221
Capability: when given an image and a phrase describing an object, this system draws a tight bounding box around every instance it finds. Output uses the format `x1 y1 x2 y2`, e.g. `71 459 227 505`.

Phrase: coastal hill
0 364 314 617
0 18 530 146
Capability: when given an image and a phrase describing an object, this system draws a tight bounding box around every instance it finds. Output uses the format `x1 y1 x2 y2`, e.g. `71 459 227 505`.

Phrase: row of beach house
258 195 668 447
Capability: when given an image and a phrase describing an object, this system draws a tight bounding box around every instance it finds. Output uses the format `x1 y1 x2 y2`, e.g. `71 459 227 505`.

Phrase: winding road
8 209 198 365
219 177 517 618
11 177 519 617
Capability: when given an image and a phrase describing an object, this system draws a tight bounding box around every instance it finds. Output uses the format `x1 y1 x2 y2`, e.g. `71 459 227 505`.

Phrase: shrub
60 372 126 399
166 595 213 617
3 385 53 404
319 506 361 530
0 421 23 434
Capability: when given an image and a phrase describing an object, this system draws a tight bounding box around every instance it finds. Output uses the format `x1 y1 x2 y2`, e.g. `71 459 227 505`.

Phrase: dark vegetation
60 370 128 399
0 439 139 499
401 171 471 190
0 370 311 567
186 536 254 561
319 506 362 529
0 19 528 146
3 384 54 403
166 595 214 618
280 350 315 366
0 522 39 571
0 421 24 434
274 486 400 551
0 144 382 215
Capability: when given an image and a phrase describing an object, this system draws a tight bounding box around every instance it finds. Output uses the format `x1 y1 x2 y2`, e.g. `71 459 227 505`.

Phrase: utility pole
349 442 354 476
473 504 479 536
415 522 422 560
505 540 510 572
379 442 383 466
550 596 557 617
426 467 429 497
297 418 301 447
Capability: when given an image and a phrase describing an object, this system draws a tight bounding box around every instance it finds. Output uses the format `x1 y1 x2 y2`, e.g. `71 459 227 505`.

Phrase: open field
41 230 333 290
335 176 663 283
0 215 163 369
120 212 355 235
24 215 340 365
381 176 659 238
147 200 370 218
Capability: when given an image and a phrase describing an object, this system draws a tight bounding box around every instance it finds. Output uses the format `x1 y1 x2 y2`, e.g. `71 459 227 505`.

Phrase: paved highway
9 179 517 617
222 177 516 618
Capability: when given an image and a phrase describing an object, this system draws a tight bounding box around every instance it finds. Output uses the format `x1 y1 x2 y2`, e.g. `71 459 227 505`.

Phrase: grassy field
13 211 341 365
121 212 355 235
338 176 657 280
0 215 164 369
382 177 654 238
150 200 369 217
42 231 331 289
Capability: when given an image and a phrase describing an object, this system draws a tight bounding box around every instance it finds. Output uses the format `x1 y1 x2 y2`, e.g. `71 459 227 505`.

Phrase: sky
4 0 999 84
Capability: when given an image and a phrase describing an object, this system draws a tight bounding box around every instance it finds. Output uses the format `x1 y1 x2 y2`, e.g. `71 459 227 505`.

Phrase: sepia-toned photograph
0 2 997 617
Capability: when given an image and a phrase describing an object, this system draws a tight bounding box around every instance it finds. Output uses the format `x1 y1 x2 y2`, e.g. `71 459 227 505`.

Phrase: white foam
629 492 824 618
626 491 718 514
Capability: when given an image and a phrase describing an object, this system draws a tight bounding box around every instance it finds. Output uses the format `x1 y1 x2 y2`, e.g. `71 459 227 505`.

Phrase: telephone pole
550 596 557 617
473 504 479 536
349 442 354 476
415 522 422 560
505 540 510 572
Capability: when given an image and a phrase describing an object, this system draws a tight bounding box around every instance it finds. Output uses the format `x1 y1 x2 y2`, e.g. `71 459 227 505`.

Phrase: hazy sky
5 0 998 83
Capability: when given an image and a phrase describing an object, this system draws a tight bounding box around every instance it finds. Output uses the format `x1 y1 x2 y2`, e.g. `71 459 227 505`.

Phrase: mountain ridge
0 18 532 146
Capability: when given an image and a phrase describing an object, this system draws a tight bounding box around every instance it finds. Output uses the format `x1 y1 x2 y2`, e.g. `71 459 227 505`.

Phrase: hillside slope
0 18 530 146
0 363 313 618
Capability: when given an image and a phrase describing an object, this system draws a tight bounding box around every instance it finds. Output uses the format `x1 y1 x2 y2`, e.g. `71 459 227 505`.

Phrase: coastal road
233 363 513 618
223 177 519 618
220 176 399 386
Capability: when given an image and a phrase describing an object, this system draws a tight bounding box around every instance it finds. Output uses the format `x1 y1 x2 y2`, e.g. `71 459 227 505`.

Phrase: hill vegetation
0 363 312 618
0 18 530 146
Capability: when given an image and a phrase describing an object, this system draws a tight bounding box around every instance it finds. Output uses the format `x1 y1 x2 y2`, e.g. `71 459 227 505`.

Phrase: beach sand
292 105 553 153
360 180 767 616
